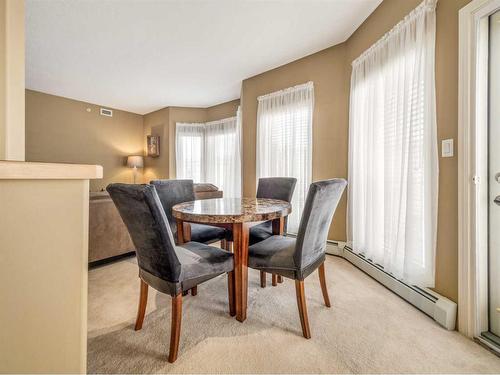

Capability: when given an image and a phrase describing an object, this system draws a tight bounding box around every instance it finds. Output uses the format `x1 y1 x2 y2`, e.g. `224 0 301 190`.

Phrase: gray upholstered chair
252 177 297 244
251 177 297 287
106 183 234 363
151 179 226 245
247 178 347 339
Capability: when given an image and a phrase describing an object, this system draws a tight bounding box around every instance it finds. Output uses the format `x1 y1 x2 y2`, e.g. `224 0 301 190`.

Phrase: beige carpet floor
87 252 500 374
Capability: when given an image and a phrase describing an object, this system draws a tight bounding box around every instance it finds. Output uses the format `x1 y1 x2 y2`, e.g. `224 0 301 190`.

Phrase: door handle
497 307 500 313
495 196 500 205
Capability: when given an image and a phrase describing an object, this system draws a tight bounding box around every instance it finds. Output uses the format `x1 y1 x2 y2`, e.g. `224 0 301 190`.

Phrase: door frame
458 0 500 343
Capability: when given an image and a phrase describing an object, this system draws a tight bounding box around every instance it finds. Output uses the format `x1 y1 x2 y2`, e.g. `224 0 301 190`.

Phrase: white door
488 10 500 338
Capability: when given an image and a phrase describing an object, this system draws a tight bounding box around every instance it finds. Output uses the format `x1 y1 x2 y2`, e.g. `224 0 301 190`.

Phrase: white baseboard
325 240 345 256
324 241 457 330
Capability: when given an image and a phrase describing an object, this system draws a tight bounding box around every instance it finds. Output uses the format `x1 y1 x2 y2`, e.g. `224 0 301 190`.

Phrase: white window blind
176 112 242 198
347 0 438 287
256 82 314 233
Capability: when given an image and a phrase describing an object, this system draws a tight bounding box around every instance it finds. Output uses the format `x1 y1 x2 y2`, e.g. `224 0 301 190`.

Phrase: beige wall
143 101 239 181
26 90 144 191
0 178 92 373
241 0 469 302
0 0 25 161
2 1 97 372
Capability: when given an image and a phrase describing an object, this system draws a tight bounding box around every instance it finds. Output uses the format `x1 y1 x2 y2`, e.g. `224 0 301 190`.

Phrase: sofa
89 183 222 263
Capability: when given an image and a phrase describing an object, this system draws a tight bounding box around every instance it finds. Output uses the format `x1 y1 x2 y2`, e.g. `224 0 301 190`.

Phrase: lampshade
127 155 144 168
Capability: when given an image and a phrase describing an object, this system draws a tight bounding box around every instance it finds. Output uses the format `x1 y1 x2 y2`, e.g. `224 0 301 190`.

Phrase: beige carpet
88 252 500 374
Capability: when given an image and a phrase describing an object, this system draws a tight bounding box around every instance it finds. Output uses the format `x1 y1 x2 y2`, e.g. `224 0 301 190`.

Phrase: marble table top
172 198 291 224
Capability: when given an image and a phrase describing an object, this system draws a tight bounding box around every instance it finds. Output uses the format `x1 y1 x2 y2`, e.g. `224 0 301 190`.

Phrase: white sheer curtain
257 82 314 233
176 115 242 198
175 123 205 182
205 116 242 198
347 0 438 287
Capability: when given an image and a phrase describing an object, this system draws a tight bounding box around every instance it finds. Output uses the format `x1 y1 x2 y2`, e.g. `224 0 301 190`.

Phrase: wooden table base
232 222 249 322
173 199 291 324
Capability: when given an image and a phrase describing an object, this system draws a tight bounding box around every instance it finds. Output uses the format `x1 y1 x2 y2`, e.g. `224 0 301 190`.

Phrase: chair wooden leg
277 275 283 283
190 286 197 296
134 279 148 331
228 271 236 316
295 280 311 339
260 271 266 288
318 262 331 307
272 274 277 286
168 293 183 363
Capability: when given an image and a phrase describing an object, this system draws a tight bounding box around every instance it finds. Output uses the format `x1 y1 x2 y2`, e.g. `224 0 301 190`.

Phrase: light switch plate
442 139 454 157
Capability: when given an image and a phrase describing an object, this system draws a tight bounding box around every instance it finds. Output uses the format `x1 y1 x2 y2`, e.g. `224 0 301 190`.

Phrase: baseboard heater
325 241 457 330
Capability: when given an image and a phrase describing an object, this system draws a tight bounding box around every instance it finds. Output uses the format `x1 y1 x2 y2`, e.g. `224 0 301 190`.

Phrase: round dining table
172 197 291 322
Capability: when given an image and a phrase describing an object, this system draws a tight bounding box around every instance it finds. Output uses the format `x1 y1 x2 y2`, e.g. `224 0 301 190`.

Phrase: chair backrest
150 179 195 235
256 177 297 202
294 179 347 270
257 177 297 233
106 183 181 283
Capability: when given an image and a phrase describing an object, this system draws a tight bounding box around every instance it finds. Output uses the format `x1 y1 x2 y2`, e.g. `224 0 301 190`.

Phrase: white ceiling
26 0 382 115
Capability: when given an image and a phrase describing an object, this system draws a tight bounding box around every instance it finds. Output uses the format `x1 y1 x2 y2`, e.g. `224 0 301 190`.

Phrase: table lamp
127 155 144 184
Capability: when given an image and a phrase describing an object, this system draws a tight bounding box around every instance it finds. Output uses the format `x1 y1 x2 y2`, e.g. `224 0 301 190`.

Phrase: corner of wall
1 0 25 161
142 106 170 182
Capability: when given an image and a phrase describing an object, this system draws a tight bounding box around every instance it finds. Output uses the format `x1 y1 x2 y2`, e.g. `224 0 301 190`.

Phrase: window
176 123 204 183
176 112 241 198
347 0 438 287
256 82 314 233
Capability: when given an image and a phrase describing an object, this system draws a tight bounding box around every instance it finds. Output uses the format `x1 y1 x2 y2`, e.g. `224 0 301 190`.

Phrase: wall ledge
0 161 103 180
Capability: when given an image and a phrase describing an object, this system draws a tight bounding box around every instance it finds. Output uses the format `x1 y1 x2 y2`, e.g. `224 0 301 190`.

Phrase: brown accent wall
143 101 239 181
241 44 349 242
26 91 240 190
241 0 469 302
25 90 144 191
206 99 240 122
142 107 170 182
433 0 470 301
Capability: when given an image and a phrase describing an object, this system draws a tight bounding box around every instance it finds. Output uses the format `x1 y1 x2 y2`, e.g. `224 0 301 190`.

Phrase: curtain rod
352 0 437 67
257 81 313 101
176 116 237 128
